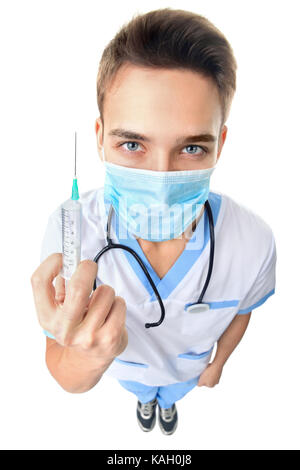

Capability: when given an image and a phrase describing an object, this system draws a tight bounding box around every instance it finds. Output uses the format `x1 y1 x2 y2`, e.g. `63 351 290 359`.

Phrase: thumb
197 373 206 387
55 274 66 301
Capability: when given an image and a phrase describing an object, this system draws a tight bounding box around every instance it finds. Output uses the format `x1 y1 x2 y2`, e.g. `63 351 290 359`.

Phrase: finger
76 285 116 335
83 295 93 316
197 377 206 387
98 296 127 348
55 275 65 301
31 253 63 318
101 296 126 329
114 327 128 356
59 259 98 334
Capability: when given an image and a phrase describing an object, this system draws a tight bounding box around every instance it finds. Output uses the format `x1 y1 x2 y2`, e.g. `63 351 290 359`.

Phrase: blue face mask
103 154 216 241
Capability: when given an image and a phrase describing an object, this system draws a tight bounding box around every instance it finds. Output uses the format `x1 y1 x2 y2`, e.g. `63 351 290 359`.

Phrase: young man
31 8 276 436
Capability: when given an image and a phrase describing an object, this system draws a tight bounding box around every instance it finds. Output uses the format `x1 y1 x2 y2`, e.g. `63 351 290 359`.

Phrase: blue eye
118 141 207 156
120 142 141 152
183 145 207 155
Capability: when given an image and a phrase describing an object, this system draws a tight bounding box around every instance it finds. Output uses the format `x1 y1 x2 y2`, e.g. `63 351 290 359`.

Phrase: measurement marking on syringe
61 132 81 281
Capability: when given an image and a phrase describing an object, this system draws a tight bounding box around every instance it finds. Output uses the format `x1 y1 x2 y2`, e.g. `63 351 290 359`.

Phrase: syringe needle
74 131 77 178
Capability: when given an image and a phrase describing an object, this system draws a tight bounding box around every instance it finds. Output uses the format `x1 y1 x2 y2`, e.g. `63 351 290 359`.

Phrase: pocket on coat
114 358 149 368
107 357 149 382
176 347 213 381
181 303 238 337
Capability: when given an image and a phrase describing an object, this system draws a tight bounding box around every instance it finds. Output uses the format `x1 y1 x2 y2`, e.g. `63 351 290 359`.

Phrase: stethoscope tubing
93 241 165 328
196 200 215 305
93 200 215 328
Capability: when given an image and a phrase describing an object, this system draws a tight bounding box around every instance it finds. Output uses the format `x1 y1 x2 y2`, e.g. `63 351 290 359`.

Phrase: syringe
60 132 82 289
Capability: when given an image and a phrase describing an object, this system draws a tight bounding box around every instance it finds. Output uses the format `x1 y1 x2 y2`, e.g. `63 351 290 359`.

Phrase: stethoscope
92 200 215 329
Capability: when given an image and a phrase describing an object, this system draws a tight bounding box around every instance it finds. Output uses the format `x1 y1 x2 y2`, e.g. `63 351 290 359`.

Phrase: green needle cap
71 177 79 200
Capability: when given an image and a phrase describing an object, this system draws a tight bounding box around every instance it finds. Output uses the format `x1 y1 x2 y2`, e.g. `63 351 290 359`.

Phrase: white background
0 0 299 450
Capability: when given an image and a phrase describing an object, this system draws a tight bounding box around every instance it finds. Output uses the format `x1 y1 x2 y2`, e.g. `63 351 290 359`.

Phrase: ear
216 125 228 161
95 116 104 160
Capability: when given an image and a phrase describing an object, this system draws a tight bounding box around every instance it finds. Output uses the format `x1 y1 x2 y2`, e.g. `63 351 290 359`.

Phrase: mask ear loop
101 146 106 163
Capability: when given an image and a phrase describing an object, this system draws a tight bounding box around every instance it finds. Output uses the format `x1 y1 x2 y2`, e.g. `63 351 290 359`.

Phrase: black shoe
136 397 157 432
158 403 178 435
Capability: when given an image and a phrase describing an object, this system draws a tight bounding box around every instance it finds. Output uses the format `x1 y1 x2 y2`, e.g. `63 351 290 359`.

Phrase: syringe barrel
60 198 82 281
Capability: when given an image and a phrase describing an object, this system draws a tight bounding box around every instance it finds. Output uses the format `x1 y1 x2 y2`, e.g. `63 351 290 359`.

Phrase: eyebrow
108 128 217 144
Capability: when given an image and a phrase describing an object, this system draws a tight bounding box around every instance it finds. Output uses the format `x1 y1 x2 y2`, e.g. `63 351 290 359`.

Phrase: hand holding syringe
30 132 128 363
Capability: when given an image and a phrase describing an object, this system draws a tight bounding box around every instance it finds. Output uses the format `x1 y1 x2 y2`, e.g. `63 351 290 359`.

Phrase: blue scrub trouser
118 375 199 409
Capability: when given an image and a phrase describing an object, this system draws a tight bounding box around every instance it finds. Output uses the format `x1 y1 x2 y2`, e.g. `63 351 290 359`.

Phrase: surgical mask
102 150 216 241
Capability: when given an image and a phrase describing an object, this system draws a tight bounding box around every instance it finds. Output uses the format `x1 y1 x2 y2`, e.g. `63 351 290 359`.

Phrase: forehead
104 63 222 135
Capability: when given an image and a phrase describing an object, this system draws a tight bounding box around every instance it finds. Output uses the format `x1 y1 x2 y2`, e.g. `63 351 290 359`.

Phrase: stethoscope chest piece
186 303 210 313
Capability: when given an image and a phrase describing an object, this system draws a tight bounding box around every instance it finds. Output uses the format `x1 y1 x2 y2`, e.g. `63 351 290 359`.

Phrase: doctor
31 8 276 436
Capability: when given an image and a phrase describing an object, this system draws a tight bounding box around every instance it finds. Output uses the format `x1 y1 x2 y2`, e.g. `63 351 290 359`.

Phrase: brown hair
96 8 237 132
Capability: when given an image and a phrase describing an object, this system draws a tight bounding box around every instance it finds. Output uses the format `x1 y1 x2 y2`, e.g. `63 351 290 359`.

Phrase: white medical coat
40 187 276 386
